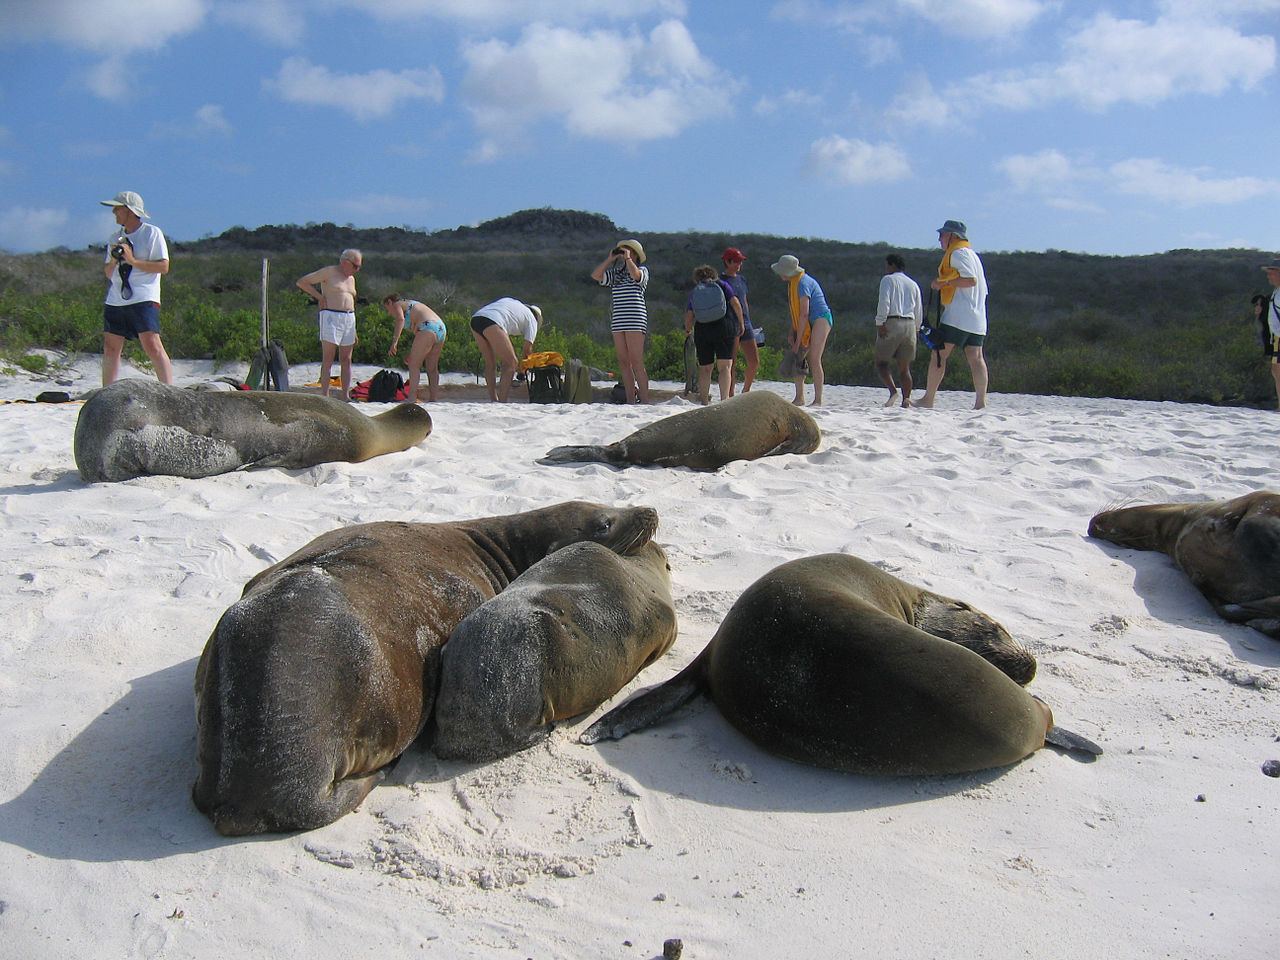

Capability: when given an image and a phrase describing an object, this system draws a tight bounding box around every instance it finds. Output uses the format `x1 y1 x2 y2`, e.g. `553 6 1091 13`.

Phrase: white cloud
754 89 823 116
771 0 1047 38
4 0 205 54
894 0 1048 37
153 104 233 140
895 9 1276 125
996 149 1083 192
215 0 299 46
460 20 732 159
267 58 445 121
1109 158 1280 208
808 136 911 185
330 0 687 22
0 206 71 253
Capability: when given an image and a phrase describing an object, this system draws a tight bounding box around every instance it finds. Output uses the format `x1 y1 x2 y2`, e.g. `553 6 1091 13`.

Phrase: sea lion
1089 491 1280 638
74 378 431 482
192 501 658 835
433 540 678 762
583 554 1100 775
539 390 820 471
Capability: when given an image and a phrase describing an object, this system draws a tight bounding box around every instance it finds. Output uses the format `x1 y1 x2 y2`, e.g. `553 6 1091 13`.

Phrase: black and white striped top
601 262 649 333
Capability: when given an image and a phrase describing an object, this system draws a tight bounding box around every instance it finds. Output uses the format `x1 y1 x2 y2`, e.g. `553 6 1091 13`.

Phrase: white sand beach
0 356 1276 960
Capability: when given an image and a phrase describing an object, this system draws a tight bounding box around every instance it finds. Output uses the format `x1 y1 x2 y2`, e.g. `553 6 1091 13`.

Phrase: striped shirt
601 262 649 332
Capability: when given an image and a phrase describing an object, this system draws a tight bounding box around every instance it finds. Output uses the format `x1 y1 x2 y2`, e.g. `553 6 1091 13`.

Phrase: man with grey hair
99 190 174 386
918 220 988 410
297 248 363 400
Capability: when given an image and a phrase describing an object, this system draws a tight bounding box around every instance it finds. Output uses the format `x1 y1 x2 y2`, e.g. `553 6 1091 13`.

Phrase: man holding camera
99 190 174 386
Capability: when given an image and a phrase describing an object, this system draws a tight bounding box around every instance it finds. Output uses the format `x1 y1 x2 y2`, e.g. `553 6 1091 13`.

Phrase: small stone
663 938 683 960
653 892 667 902
1194 794 1206 802
1261 759 1280 778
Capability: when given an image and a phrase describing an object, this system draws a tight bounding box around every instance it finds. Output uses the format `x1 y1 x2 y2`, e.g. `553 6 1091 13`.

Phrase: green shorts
940 323 986 349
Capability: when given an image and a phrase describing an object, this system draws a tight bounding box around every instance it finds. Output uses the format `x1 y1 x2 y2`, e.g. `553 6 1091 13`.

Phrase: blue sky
2 0 1277 256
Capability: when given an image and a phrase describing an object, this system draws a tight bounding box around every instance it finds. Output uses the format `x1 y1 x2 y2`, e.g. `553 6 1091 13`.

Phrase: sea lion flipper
539 444 616 466
579 653 708 745
1044 725 1103 759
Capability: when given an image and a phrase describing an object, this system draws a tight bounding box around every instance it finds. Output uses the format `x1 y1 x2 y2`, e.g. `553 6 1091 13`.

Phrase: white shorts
319 309 356 347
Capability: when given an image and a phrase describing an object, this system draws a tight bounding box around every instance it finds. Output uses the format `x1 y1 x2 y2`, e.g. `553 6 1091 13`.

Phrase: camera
612 247 627 257
110 237 131 261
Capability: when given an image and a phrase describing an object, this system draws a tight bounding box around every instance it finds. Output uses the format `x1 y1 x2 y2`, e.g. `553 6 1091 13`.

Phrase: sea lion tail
538 444 617 466
1044 725 1103 758
579 647 709 744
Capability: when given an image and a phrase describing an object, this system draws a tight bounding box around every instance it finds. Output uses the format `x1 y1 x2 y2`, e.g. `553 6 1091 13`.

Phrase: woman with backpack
684 264 744 405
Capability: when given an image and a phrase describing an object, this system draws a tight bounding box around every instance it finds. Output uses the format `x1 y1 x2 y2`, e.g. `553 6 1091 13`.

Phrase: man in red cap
720 247 759 394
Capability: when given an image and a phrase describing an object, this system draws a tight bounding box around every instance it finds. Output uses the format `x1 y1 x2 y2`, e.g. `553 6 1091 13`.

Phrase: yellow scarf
937 239 971 306
787 271 811 348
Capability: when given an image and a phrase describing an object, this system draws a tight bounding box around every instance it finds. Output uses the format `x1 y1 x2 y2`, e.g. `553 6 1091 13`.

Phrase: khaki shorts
874 317 917 363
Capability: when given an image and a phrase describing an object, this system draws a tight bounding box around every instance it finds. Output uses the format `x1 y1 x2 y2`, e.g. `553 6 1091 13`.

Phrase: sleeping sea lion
193 501 658 835
582 554 1099 775
1089 491 1280 638
539 390 820 471
74 378 431 482
432 540 678 762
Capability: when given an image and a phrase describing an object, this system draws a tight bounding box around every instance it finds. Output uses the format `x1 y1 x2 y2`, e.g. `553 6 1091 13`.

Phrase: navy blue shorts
104 302 160 340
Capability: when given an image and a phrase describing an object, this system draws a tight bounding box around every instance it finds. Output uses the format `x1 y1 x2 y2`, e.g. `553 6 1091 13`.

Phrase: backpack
367 369 405 403
690 280 728 323
528 363 565 403
566 359 593 403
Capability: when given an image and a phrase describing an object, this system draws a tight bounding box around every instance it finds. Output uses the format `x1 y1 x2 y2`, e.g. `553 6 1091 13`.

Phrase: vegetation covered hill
1 208 1273 405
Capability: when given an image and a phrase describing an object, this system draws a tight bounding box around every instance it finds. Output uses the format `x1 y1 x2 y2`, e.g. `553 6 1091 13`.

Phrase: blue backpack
690 280 727 323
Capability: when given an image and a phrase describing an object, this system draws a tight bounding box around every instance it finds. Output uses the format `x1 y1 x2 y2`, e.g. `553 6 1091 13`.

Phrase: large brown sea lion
1089 491 1280 638
433 540 678 762
193 501 658 835
539 390 820 471
582 554 1100 775
74 378 431 482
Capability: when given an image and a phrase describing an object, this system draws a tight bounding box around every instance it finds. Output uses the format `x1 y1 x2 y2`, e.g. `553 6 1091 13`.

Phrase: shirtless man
296 248 362 399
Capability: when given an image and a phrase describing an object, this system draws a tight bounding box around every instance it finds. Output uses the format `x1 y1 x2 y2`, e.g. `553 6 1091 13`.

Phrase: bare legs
876 359 913 408
320 341 353 400
792 318 829 406
918 343 987 410
103 331 173 386
473 327 522 402
404 331 443 402
729 336 759 397
613 330 649 403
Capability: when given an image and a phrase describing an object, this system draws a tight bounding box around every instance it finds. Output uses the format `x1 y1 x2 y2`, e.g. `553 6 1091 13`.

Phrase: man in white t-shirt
918 219 989 410
99 190 174 386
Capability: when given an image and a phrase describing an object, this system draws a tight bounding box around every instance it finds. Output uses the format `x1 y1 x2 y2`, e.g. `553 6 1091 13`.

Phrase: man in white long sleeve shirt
873 253 923 408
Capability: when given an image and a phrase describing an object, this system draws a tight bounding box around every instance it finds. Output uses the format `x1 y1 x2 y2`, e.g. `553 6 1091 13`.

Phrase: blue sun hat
936 219 967 239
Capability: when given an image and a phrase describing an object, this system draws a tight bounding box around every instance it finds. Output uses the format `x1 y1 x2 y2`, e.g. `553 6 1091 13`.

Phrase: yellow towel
937 239 971 306
520 351 565 372
787 272 811 348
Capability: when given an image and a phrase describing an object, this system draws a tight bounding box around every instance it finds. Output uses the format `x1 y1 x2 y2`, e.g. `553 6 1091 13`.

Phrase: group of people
98 191 1278 412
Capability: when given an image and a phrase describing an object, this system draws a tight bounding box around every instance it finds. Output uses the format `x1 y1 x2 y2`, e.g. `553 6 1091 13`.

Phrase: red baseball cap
721 247 746 262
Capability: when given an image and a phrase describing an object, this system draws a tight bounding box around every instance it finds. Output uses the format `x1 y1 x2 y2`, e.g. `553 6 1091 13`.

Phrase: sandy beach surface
1 355 1275 959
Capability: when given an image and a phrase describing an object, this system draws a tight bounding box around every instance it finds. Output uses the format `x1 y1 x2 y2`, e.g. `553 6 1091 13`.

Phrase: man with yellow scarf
917 219 989 410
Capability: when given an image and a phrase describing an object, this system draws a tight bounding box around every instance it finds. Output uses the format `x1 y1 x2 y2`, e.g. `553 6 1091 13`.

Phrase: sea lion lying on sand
1089 491 1280 638
433 540 678 762
193 501 658 835
540 391 820 471
74 378 431 482
583 554 1100 774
